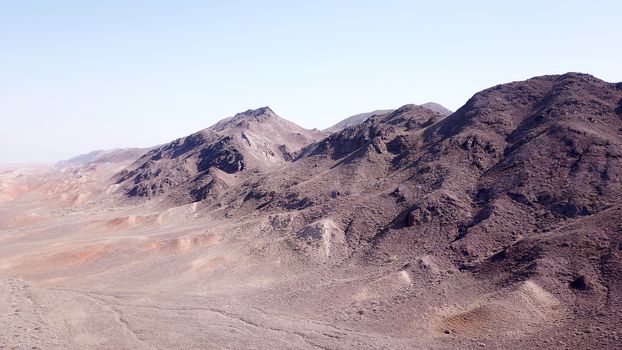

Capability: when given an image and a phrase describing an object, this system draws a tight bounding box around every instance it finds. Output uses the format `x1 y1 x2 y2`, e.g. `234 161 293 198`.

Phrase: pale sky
1 1 621 164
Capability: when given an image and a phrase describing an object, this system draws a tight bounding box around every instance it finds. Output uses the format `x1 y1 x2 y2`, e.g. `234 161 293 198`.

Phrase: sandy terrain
0 165 417 349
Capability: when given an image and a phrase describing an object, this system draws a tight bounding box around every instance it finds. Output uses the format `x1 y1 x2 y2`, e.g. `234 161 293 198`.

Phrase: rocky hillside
254 72 622 265
115 74 622 267
4 72 622 349
114 107 326 202
220 73 621 348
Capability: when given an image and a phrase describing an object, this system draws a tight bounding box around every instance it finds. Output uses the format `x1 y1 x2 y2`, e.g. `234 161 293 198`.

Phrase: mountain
212 73 622 347
2 73 622 349
241 73 622 259
323 109 394 133
420 102 453 116
114 106 326 202
56 148 148 167
323 103 451 133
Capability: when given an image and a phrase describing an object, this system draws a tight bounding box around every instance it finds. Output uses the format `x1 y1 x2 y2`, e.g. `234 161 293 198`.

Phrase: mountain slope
323 109 394 133
56 148 148 167
323 103 452 134
114 107 326 202
259 73 622 261
421 102 453 116
4 73 621 349
221 73 622 348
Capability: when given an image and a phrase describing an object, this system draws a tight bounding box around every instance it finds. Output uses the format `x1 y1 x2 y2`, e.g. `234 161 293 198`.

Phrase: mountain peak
235 106 276 119
210 106 279 132
115 105 326 200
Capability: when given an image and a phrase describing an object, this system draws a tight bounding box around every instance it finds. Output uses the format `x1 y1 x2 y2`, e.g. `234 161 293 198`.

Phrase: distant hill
324 103 452 133
420 102 453 116
56 148 148 167
323 109 394 133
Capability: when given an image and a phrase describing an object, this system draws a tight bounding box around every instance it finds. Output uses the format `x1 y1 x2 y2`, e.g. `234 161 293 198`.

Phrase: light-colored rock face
294 219 345 261
211 107 327 155
434 281 563 339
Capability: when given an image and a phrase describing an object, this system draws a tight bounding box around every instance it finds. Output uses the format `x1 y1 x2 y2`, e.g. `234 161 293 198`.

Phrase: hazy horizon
2 1 621 164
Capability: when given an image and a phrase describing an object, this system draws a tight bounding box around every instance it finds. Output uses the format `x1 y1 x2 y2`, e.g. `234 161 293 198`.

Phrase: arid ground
1 73 622 349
